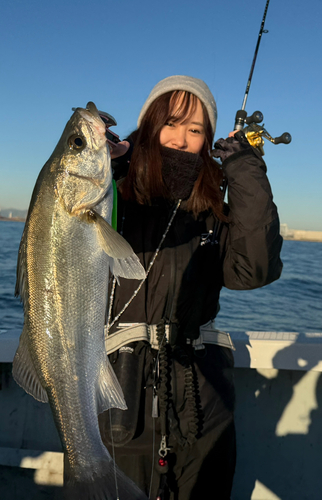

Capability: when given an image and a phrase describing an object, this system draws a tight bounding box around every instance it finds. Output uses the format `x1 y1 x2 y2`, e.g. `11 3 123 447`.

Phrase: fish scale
13 102 147 499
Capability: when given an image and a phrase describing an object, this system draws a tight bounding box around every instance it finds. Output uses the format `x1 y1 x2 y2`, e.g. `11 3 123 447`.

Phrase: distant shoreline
0 217 26 223
1 217 321 242
283 236 322 243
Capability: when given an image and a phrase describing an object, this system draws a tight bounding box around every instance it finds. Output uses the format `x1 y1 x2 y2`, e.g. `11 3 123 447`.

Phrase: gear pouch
99 342 145 447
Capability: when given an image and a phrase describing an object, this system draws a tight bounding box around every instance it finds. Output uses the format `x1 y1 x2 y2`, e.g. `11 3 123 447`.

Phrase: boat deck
1 329 322 499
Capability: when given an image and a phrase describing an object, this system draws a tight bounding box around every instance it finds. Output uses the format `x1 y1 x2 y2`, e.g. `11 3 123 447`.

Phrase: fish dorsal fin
96 357 127 414
12 327 48 403
93 211 146 280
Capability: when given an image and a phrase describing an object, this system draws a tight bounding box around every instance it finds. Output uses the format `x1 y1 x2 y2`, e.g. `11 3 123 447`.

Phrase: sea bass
13 102 147 499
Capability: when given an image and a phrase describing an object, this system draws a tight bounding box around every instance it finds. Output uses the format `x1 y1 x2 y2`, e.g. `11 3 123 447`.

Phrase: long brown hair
120 90 225 219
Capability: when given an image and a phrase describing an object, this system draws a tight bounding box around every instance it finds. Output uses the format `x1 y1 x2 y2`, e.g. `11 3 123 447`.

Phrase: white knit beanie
137 75 217 137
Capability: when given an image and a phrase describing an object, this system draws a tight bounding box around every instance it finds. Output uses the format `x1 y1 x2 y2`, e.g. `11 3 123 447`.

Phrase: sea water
0 220 321 334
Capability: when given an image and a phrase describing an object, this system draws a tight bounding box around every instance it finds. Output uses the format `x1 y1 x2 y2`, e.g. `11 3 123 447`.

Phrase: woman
99 75 283 499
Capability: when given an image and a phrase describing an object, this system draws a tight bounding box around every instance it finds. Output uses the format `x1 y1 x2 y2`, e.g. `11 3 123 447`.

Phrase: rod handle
274 132 292 145
234 110 247 131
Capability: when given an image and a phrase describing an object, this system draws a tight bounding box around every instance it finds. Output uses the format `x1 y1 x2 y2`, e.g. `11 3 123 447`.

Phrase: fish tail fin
64 460 148 500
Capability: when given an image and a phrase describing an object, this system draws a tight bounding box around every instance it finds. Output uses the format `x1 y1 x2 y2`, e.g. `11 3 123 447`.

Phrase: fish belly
19 199 125 477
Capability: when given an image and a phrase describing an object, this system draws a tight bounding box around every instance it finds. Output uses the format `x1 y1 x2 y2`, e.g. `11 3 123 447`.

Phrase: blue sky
0 0 321 230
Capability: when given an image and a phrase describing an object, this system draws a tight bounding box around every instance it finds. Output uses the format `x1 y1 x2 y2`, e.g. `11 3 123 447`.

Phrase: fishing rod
234 0 291 154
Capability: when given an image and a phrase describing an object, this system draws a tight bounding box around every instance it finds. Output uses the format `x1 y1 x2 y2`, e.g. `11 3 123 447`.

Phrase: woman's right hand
212 131 252 163
109 140 130 159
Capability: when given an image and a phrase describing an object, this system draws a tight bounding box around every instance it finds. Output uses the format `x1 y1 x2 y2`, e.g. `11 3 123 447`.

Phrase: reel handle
245 111 263 124
234 110 264 131
274 132 292 144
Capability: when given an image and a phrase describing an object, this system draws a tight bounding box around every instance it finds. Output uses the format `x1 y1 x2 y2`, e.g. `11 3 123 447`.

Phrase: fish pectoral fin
12 327 48 403
108 255 146 281
97 357 127 414
94 210 136 258
15 229 27 301
94 211 146 280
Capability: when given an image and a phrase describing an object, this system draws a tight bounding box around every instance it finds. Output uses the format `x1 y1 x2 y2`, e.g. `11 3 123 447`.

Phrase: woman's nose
171 127 187 149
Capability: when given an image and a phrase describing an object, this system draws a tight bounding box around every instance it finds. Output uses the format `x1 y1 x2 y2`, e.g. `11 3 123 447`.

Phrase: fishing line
109 409 120 500
149 415 156 499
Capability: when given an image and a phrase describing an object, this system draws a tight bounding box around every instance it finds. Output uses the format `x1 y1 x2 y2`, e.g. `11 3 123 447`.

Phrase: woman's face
159 95 206 154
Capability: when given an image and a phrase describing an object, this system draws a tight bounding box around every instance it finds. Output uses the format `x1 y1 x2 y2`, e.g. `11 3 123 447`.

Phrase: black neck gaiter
161 146 203 200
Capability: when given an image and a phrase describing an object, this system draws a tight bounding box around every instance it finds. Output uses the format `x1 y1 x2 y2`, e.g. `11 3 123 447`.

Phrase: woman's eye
165 121 174 127
190 129 201 134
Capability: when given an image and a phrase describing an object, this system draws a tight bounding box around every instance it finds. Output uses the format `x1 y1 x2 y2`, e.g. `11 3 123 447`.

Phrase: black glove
212 131 252 163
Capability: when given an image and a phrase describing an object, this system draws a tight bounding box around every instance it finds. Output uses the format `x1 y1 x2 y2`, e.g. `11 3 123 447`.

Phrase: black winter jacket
108 143 283 342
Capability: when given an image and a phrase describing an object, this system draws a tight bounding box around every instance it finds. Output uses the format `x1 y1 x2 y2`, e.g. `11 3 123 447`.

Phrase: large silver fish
13 102 147 499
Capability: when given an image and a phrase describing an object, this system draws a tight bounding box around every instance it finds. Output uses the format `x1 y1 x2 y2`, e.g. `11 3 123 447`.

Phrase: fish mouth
86 101 101 119
77 102 106 138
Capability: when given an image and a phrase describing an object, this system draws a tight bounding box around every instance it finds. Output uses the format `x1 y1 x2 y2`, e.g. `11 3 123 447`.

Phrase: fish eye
68 135 86 151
